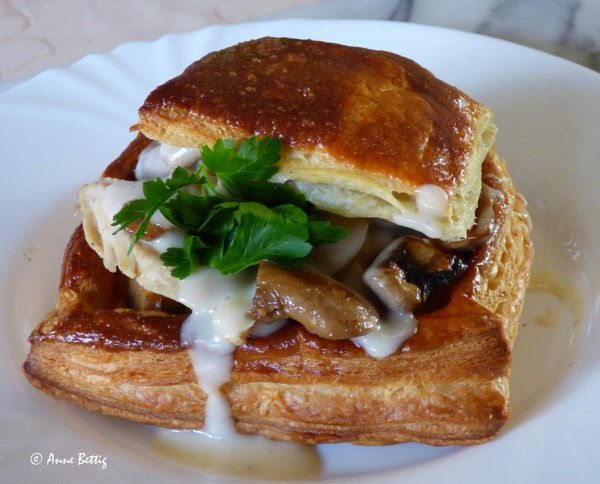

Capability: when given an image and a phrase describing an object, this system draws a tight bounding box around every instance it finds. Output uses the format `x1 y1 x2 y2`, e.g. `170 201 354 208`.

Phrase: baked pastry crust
135 38 497 239
23 136 532 446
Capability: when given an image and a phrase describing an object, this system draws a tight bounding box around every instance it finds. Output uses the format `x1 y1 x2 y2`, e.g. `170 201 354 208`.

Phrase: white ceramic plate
1 19 599 483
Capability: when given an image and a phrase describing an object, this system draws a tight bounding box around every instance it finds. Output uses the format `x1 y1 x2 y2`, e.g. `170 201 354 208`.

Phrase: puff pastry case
24 37 532 448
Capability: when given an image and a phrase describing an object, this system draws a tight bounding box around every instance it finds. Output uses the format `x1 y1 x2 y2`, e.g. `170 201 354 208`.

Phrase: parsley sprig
112 137 347 278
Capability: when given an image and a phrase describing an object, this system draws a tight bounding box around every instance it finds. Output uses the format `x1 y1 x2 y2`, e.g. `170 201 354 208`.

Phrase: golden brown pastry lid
137 37 492 192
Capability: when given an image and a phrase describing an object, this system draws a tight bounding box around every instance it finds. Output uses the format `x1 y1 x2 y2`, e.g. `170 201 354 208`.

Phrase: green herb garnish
112 137 347 278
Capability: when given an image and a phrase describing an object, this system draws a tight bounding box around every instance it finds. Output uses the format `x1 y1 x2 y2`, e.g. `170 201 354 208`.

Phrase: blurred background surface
1 0 598 92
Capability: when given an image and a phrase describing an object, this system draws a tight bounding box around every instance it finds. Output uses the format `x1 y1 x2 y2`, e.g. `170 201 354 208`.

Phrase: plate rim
1 18 599 484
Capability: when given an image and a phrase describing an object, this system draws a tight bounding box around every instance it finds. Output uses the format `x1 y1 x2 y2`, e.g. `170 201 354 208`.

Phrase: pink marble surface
0 0 318 82
2 0 597 90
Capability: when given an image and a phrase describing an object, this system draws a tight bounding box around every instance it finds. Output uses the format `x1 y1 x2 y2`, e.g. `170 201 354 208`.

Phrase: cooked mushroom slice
364 235 468 312
249 262 380 340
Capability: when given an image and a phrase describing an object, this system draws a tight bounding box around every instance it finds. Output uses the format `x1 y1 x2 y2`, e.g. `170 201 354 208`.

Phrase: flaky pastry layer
23 139 532 446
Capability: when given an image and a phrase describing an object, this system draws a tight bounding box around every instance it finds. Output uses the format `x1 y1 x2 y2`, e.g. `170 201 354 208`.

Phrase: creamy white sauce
352 236 418 358
179 268 257 350
99 177 176 230
151 210 177 230
178 274 250 440
151 428 321 479
304 217 369 275
174 270 323 479
250 319 288 337
100 178 143 220
351 312 416 358
135 141 201 181
160 143 201 168
415 184 449 217
363 237 403 307
144 230 185 253
389 212 441 240
184 347 234 435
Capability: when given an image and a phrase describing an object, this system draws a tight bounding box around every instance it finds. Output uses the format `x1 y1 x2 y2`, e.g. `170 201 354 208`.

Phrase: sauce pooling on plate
157 267 322 480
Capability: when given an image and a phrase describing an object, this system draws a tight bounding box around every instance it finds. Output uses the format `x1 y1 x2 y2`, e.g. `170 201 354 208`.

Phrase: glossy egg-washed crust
23 134 532 446
135 38 496 240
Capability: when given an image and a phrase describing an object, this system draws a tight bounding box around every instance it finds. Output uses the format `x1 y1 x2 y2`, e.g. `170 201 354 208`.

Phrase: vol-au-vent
23 36 532 460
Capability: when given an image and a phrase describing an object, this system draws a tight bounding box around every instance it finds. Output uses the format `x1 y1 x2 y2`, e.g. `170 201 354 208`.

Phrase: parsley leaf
160 191 212 230
213 207 312 274
112 167 205 252
160 234 208 279
308 220 348 245
202 137 280 185
272 204 308 224
231 181 307 208
111 137 348 277
201 136 306 207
